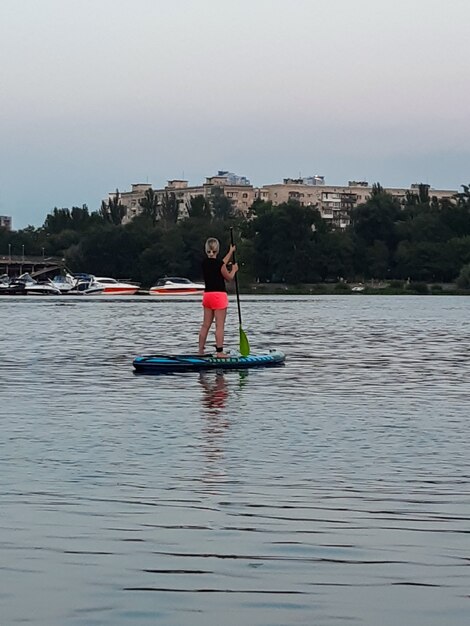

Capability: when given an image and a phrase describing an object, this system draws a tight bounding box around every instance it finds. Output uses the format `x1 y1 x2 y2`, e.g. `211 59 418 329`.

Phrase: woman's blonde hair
205 237 220 254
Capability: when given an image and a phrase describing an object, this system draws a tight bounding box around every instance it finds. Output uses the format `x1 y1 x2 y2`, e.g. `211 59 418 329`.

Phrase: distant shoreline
237 282 470 296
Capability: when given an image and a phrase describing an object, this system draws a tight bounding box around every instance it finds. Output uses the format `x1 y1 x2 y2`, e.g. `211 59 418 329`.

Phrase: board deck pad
133 350 285 372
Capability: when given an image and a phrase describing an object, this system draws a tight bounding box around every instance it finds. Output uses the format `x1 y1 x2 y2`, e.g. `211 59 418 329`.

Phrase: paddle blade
239 327 250 356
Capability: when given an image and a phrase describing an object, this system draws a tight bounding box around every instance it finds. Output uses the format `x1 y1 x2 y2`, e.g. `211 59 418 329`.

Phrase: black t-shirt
202 257 226 292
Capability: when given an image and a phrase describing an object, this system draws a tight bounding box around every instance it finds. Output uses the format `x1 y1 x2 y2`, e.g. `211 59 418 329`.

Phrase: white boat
0 274 27 295
67 274 104 295
149 277 205 296
94 277 140 295
17 273 62 295
51 273 77 294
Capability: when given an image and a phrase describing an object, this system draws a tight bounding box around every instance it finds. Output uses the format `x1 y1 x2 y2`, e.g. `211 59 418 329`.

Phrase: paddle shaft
230 228 243 327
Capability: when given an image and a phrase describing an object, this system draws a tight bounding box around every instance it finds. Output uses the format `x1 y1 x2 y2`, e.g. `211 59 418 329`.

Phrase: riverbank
241 281 470 296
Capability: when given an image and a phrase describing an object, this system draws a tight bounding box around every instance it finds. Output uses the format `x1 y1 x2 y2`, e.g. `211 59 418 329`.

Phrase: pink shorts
202 291 228 310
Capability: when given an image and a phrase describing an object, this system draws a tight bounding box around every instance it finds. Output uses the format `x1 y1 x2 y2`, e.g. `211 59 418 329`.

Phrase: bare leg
214 308 228 357
199 308 214 355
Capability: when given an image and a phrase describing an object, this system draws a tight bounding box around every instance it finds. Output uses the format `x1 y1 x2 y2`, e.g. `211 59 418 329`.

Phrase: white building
0 215 12 230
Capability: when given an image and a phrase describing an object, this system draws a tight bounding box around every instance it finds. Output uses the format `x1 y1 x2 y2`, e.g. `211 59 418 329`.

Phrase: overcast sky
1 0 469 228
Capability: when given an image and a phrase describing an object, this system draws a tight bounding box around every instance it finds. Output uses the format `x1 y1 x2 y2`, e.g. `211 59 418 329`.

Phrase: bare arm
221 262 238 281
222 244 236 265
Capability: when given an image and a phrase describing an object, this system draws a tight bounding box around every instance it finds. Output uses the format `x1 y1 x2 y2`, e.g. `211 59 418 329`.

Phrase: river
1 295 469 625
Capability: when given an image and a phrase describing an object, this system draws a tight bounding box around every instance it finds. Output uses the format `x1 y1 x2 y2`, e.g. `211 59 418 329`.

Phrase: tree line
2 183 470 288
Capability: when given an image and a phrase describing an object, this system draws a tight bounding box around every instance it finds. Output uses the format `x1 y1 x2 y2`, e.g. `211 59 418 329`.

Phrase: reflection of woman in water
199 371 229 413
198 371 249 484
199 371 229 479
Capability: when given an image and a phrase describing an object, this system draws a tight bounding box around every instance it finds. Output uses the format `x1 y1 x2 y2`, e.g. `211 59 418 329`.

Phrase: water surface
1 295 469 625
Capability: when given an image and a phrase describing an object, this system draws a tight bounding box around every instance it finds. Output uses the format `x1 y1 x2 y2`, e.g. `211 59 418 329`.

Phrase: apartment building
112 174 458 229
0 215 12 230
115 171 256 223
260 179 457 228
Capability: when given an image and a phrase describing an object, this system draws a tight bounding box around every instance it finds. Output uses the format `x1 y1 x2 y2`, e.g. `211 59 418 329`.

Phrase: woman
198 237 238 357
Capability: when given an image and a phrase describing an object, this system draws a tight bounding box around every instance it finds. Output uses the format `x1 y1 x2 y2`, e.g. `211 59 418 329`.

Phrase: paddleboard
133 349 286 373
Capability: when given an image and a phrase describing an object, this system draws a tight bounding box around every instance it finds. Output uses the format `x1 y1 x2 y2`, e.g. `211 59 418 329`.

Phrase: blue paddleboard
133 350 286 373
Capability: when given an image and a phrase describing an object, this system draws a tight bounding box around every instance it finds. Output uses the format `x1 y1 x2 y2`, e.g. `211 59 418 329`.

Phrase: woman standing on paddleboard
198 237 238 357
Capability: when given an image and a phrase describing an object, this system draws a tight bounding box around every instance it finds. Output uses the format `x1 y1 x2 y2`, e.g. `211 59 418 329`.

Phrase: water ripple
1 296 470 625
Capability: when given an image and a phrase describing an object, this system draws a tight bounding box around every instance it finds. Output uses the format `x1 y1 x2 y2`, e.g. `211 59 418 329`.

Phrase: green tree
404 183 430 207
351 184 401 248
351 183 402 277
47 230 80 257
315 229 355 281
70 205 92 231
210 186 233 220
66 225 141 278
44 208 73 234
455 183 470 207
101 190 126 225
367 239 390 278
252 201 318 283
456 263 470 289
187 194 211 219
160 191 179 226
138 188 160 226
441 189 470 237
139 226 189 285
394 240 457 282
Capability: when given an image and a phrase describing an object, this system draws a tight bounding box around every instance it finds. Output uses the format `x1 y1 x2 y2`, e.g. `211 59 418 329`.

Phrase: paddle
230 227 250 356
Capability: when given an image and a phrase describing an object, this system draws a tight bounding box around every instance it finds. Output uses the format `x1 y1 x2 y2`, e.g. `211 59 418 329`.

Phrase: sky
1 0 469 229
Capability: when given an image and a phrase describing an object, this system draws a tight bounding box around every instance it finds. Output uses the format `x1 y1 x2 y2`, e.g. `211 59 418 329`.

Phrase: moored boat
94 277 140 295
15 273 62 295
51 273 77 294
67 274 104 295
0 274 27 295
149 277 204 296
